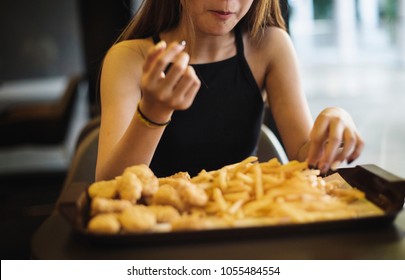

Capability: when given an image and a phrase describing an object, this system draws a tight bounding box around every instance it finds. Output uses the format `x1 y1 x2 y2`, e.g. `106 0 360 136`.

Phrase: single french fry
226 182 252 193
252 163 264 199
243 198 274 216
228 199 246 215
212 188 228 212
277 160 307 175
191 169 213 183
236 172 254 184
223 191 251 202
217 168 228 191
230 156 258 174
261 157 282 168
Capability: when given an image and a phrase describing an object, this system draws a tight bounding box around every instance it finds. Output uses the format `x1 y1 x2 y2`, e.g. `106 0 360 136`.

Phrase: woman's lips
210 10 234 20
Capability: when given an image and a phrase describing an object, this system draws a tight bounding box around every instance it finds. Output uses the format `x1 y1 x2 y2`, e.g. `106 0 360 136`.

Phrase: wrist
296 141 310 162
136 100 173 128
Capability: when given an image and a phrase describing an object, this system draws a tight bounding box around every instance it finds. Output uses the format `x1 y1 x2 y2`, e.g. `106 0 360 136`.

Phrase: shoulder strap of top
234 24 262 94
234 24 244 57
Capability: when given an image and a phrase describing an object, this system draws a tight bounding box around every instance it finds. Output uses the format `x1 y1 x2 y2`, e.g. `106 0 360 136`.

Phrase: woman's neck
161 26 236 64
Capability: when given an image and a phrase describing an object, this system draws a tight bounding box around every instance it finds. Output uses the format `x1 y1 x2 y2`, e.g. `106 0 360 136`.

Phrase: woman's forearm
95 115 166 181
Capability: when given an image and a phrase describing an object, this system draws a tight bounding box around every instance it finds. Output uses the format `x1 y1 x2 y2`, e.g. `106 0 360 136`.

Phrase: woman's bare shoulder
246 26 297 74
248 27 292 55
105 38 153 62
100 38 153 100
101 38 154 82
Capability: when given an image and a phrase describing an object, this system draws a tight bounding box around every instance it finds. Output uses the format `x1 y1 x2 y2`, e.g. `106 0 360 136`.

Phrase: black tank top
150 27 265 177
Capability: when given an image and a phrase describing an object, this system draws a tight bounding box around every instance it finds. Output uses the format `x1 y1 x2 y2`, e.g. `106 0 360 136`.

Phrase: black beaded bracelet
136 105 171 128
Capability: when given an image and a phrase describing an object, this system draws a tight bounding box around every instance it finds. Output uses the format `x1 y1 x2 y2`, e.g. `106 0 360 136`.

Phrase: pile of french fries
187 156 383 227
87 157 384 234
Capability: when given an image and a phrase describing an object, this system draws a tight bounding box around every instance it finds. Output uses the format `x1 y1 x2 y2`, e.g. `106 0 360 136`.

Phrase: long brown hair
117 0 286 43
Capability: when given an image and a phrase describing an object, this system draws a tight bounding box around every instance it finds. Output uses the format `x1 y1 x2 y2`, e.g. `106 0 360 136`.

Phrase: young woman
95 0 364 181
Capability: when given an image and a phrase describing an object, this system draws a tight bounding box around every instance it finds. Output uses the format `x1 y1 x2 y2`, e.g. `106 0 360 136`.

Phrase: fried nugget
88 179 117 199
152 184 186 211
117 172 142 203
124 164 159 196
119 205 157 233
88 213 121 234
147 205 181 223
177 181 208 206
159 171 191 183
160 178 208 207
91 197 132 216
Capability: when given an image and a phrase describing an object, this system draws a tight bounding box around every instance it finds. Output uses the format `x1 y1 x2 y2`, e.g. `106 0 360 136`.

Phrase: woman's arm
262 28 364 173
262 28 313 161
96 40 200 181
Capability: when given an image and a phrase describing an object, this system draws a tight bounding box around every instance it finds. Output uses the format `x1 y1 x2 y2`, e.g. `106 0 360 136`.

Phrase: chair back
59 117 100 196
257 124 288 164
55 74 83 128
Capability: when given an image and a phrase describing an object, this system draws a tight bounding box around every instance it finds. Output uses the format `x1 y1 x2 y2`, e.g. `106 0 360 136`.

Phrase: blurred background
0 0 404 259
289 0 405 179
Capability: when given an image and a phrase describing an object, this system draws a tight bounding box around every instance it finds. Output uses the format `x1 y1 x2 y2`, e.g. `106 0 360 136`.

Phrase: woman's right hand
139 41 201 123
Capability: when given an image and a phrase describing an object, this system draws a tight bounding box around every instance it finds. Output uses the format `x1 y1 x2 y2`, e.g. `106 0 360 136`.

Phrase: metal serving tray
57 164 405 245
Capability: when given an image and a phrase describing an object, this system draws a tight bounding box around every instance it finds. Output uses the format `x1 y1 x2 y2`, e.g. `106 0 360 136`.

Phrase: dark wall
77 0 132 115
0 0 132 116
0 0 84 81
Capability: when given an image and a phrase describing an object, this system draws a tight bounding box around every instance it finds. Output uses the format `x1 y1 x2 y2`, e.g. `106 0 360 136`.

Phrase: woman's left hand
306 107 364 173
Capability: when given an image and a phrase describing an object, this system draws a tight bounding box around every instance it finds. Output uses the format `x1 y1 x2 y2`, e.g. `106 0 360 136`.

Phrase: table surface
31 209 405 260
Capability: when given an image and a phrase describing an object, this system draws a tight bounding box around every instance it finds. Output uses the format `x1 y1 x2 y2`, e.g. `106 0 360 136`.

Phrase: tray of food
57 157 405 244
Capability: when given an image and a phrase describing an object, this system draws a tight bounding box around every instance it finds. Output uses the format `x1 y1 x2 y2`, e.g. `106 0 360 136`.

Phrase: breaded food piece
159 171 191 183
119 205 157 233
173 171 191 180
161 178 208 207
171 215 231 231
88 180 117 199
91 197 132 216
124 164 159 196
147 205 181 223
88 213 121 234
117 172 142 203
177 180 208 207
152 184 185 211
